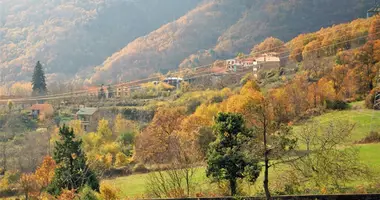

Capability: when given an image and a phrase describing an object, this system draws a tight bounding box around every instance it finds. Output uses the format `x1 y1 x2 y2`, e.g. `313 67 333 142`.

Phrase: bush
103 166 132 178
326 100 349 110
210 95 224 104
99 183 119 200
132 163 149 173
79 185 99 200
0 170 21 196
186 100 201 114
122 108 155 123
357 131 380 144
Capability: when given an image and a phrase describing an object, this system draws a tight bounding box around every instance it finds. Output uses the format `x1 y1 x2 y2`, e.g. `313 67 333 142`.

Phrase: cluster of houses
225 53 281 76
78 53 282 99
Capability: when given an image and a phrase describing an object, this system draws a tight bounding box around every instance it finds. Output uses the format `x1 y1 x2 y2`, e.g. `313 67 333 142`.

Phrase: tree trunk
264 156 270 199
185 169 190 197
229 178 237 196
263 117 271 200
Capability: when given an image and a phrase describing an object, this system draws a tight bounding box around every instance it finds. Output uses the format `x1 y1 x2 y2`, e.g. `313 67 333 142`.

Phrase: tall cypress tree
48 125 99 195
32 61 47 96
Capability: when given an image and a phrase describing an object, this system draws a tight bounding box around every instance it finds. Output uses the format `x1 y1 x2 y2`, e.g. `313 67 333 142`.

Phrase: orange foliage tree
20 173 39 200
57 189 77 200
35 156 56 191
251 37 286 56
135 107 186 164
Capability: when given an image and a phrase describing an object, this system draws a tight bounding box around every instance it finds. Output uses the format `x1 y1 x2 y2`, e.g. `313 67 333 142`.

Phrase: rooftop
76 107 98 115
30 104 53 111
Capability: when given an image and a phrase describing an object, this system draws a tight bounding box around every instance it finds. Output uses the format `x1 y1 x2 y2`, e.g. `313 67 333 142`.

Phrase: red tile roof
30 104 53 111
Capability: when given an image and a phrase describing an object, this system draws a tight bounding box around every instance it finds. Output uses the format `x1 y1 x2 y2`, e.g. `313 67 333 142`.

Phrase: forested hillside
0 0 374 85
90 0 372 83
0 0 201 83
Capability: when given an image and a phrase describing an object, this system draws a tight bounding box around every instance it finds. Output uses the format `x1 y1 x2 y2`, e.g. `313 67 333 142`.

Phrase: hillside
0 0 201 83
89 0 373 83
0 0 374 85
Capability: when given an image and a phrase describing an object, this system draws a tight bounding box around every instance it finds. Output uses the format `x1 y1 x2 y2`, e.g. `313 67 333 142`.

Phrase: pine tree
48 125 99 195
206 113 261 196
31 61 47 96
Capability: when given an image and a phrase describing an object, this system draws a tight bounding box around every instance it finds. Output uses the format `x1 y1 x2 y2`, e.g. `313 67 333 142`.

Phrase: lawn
102 167 209 198
297 101 380 142
105 104 380 198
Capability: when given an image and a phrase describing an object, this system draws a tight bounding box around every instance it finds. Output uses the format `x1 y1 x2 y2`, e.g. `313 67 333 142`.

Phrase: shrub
326 100 349 110
79 185 99 200
122 108 155 123
58 189 77 200
99 183 119 200
356 131 380 144
132 163 149 173
115 152 129 167
186 99 201 114
210 95 224 103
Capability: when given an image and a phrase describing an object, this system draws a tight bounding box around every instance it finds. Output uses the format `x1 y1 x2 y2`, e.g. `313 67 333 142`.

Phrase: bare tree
289 120 372 192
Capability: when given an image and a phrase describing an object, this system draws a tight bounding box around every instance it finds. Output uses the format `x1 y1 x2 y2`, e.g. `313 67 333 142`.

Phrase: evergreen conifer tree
48 125 99 195
206 113 261 196
31 61 47 96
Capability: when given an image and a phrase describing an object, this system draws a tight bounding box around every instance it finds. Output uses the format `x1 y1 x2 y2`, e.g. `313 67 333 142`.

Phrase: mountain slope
182 0 372 68
90 0 373 83
0 0 374 85
88 0 247 83
0 0 201 83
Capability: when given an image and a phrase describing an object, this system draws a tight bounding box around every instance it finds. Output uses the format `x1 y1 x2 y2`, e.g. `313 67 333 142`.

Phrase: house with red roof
30 104 54 121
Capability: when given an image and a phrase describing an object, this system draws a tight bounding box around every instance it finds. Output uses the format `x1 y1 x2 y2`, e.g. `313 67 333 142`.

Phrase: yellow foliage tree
69 120 84 136
113 114 137 137
99 183 119 200
83 132 102 152
115 152 129 167
97 119 113 140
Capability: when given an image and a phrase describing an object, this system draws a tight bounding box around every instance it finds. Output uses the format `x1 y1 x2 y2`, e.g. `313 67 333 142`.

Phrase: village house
226 58 257 72
76 107 99 132
30 103 54 121
115 85 129 98
255 53 281 70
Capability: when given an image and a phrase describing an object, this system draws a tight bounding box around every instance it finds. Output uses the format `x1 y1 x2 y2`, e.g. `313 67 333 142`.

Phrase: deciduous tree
35 156 56 191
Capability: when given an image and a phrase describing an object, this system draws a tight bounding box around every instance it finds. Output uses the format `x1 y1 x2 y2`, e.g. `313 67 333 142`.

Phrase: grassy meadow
104 102 380 198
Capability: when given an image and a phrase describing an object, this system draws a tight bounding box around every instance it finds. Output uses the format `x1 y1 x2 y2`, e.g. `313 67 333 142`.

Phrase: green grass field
105 103 380 198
